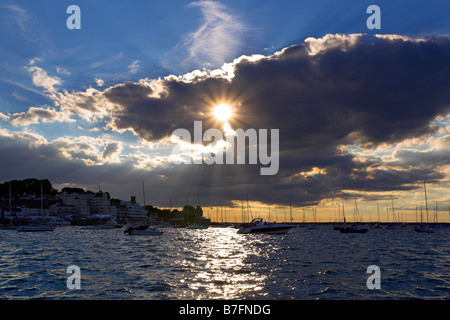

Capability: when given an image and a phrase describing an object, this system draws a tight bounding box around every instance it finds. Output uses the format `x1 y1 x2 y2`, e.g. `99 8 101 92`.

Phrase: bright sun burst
213 103 233 122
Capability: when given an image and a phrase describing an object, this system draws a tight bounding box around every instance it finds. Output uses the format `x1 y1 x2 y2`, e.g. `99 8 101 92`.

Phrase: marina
0 223 449 300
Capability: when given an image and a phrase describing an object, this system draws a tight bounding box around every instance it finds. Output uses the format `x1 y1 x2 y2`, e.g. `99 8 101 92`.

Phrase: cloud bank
1 33 450 207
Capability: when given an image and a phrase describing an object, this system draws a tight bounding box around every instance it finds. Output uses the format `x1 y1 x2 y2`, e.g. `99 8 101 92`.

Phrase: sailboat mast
41 180 44 221
342 199 346 224
391 199 396 223
241 195 244 223
142 181 146 207
289 198 293 224
435 202 438 223
424 180 429 223
9 182 12 213
377 201 381 224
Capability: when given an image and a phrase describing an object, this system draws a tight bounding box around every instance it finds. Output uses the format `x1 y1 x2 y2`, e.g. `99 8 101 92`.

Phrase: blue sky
1 0 449 106
0 0 449 220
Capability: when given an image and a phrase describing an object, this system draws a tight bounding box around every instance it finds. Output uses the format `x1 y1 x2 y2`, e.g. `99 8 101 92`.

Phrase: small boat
237 218 295 234
47 217 71 226
339 225 368 233
17 224 56 232
81 218 120 230
0 224 17 230
124 225 163 235
186 223 208 229
414 225 434 233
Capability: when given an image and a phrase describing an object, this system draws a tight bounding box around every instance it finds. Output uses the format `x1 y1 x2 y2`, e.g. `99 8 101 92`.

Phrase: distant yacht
124 225 163 235
339 224 368 233
17 224 55 232
414 225 434 233
237 218 294 234
81 218 119 230
186 223 208 229
47 217 71 226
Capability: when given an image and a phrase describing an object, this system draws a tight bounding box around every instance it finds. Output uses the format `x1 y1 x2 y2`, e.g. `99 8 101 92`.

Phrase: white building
17 207 47 218
49 202 79 217
58 191 114 217
88 193 112 216
116 196 148 222
121 201 147 219
59 192 90 216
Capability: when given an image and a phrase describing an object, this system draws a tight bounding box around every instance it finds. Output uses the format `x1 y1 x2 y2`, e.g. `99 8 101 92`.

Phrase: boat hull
238 225 294 234
124 225 163 235
128 229 164 235
414 226 434 233
17 225 56 232
339 227 368 234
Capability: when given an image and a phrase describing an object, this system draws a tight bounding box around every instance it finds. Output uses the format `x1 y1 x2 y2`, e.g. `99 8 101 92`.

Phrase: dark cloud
105 35 450 145
1 34 450 207
97 34 450 205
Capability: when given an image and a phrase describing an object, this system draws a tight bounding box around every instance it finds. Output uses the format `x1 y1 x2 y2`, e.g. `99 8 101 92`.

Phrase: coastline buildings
115 196 148 223
3 188 148 223
59 190 115 217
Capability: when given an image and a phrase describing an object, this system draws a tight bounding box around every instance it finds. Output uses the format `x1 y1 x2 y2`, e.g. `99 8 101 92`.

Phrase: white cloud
95 78 105 87
303 33 363 56
128 60 140 74
52 136 124 165
0 4 30 33
29 57 43 65
0 112 10 122
56 67 71 75
164 0 247 71
27 65 61 93
9 106 74 126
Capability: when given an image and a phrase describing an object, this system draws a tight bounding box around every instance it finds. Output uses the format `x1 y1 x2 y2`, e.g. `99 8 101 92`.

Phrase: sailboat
17 181 55 232
0 182 17 230
333 200 345 231
414 181 434 233
337 199 368 233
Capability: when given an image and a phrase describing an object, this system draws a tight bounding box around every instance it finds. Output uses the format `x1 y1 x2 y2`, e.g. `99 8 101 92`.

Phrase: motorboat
81 218 120 230
414 225 434 233
339 225 368 233
237 218 295 234
17 224 56 232
186 223 208 229
47 217 71 226
124 225 163 235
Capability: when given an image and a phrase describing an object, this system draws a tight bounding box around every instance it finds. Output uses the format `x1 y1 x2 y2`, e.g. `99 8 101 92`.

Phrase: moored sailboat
17 180 55 232
415 181 434 233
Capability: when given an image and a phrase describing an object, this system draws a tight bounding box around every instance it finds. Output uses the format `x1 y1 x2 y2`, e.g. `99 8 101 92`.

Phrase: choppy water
0 225 449 300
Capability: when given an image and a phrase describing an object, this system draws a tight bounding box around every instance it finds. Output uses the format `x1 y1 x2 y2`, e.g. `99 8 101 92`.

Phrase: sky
0 0 449 222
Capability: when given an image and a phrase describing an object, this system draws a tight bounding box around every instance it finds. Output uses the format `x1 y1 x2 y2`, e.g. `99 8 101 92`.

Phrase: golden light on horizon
213 103 233 122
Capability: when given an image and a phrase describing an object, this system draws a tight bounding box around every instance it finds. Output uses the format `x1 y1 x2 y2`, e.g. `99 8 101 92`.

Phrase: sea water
0 225 449 299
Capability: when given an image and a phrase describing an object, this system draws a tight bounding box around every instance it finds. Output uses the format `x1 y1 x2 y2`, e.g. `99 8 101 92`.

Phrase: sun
213 103 233 122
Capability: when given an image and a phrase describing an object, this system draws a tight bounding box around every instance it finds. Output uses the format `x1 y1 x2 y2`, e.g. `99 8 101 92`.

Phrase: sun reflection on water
168 227 272 299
